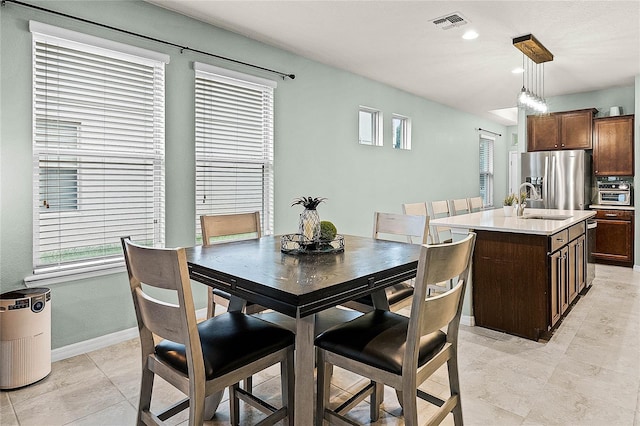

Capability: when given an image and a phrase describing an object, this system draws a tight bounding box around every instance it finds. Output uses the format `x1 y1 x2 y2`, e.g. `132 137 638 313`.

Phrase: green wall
3 1 636 349
1 0 510 348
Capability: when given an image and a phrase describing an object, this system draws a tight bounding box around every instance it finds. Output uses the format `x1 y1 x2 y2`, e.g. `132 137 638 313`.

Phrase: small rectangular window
359 106 382 146
392 114 411 150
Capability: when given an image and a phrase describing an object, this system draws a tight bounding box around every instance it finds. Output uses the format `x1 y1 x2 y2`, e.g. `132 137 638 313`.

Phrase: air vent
431 12 469 30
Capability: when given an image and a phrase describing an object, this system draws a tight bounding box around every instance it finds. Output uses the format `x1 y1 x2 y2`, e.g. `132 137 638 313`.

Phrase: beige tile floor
2 264 639 425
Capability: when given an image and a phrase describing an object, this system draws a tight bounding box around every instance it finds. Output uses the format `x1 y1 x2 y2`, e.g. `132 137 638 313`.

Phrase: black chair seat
353 282 414 306
156 312 294 380
213 288 260 307
315 310 446 375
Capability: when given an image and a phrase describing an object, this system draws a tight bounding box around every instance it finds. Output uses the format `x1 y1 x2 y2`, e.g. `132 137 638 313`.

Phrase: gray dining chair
450 198 471 216
315 233 476 426
200 212 267 318
340 212 429 313
428 200 453 244
122 238 295 426
401 202 430 243
467 196 484 212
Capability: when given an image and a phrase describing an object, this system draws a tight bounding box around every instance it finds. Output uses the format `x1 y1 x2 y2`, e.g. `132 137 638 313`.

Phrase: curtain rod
476 127 502 137
1 0 296 80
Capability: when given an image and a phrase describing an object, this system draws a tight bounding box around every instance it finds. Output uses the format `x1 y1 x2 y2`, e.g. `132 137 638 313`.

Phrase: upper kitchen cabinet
593 115 634 177
527 108 598 152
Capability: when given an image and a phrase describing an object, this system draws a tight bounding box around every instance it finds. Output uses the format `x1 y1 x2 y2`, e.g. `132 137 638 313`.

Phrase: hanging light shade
513 34 552 115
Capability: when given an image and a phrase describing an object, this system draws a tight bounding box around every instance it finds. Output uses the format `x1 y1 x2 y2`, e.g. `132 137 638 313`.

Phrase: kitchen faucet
517 182 541 216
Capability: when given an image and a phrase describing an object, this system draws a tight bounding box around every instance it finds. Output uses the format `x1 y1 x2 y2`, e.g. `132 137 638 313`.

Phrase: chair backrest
428 200 452 243
401 203 430 243
200 212 261 246
401 202 428 216
429 200 450 219
405 233 476 370
372 212 429 245
468 196 484 212
121 238 203 368
450 198 470 216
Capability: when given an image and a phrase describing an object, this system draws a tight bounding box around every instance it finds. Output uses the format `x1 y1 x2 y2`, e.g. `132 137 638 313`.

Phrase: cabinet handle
556 238 565 243
605 213 617 217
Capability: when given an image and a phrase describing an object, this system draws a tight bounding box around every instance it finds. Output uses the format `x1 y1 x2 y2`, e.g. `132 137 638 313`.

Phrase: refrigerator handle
549 155 556 209
543 156 549 208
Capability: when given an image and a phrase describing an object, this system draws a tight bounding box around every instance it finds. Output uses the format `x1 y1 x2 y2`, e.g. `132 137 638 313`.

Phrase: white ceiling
146 0 640 126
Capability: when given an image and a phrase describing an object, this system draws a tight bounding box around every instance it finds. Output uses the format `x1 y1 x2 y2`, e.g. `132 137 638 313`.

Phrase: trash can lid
0 288 50 300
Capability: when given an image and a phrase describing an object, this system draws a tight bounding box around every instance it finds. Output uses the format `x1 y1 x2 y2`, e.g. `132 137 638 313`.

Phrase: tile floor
1 264 639 425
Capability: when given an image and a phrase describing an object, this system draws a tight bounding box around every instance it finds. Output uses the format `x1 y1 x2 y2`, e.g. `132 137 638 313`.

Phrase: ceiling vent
431 12 469 30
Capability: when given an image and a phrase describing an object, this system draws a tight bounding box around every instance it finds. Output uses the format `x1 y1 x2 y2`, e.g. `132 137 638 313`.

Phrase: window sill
24 262 126 287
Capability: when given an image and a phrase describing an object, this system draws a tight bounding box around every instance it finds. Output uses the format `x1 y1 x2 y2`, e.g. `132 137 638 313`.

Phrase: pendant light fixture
513 34 553 114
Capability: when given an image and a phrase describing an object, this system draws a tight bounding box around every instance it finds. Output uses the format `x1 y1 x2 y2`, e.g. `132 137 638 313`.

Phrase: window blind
194 63 275 240
31 24 166 275
479 136 494 207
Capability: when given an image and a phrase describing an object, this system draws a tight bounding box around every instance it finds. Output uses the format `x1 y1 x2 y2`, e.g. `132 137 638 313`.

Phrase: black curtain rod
2 0 296 80
476 127 502 137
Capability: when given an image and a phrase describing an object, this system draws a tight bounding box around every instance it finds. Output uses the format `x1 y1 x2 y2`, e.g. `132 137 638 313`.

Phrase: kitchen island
431 208 596 340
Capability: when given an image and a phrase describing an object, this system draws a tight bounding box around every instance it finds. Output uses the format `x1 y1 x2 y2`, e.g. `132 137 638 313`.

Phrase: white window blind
479 135 495 207
31 23 167 276
194 63 275 241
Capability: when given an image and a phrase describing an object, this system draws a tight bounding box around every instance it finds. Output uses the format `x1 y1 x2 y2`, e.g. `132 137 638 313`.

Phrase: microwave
597 182 632 206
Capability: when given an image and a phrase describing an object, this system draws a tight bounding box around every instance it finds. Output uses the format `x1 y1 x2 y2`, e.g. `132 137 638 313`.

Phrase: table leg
370 289 390 310
294 312 315 425
227 294 247 312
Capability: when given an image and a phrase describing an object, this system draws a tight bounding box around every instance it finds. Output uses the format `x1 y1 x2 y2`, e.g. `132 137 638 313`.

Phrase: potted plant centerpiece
283 196 343 254
291 196 326 245
503 193 516 216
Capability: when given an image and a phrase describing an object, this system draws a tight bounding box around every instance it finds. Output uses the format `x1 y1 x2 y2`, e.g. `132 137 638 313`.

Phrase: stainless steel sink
521 214 573 220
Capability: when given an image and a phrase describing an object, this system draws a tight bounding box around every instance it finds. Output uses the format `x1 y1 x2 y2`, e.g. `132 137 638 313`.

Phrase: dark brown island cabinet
527 108 597 151
473 221 589 341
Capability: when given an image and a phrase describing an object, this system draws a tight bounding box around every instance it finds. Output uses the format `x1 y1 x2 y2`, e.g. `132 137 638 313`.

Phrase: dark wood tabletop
185 234 421 318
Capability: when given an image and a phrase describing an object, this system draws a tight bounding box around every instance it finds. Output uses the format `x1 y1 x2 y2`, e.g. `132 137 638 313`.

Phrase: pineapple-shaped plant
292 196 326 242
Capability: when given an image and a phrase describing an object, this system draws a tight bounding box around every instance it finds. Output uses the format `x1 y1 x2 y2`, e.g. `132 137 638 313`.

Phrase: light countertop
430 208 596 236
589 204 635 211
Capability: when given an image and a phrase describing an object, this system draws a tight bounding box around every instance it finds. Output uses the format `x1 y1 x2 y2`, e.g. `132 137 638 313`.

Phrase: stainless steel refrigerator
520 150 592 210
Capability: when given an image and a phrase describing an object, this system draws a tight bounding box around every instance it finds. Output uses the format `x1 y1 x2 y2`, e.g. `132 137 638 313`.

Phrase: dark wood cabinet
593 115 634 176
593 209 634 267
567 234 586 303
549 246 567 327
473 221 588 340
527 109 597 152
528 114 560 151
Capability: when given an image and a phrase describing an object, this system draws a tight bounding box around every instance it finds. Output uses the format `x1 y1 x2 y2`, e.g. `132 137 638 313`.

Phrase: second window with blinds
194 63 276 241
479 134 495 207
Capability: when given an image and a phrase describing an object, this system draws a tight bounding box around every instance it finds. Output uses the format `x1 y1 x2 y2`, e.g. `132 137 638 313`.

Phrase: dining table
185 234 421 425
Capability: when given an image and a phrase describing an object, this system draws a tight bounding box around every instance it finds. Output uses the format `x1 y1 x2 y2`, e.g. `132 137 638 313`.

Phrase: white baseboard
461 315 475 326
634 265 640 272
51 327 138 362
51 308 208 362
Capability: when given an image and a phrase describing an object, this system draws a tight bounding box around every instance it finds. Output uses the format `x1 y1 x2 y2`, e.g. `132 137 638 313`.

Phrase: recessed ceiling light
462 30 478 40
512 67 525 74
